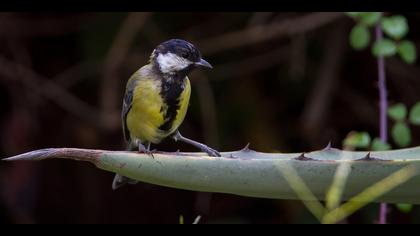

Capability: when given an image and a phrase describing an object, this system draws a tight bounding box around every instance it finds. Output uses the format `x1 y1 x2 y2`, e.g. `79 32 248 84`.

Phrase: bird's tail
112 174 138 190
112 141 139 190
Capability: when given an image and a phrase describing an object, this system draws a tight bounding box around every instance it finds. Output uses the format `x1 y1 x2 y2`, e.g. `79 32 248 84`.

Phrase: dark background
1 12 420 224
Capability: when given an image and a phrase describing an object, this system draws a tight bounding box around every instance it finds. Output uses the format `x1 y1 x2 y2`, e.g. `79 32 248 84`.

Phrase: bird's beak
195 58 213 69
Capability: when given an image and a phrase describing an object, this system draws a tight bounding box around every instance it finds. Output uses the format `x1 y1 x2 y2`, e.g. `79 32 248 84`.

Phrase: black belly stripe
158 78 185 132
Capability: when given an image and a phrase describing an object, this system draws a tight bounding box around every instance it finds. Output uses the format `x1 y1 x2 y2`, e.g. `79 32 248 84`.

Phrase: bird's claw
144 149 156 158
202 146 221 157
138 145 156 158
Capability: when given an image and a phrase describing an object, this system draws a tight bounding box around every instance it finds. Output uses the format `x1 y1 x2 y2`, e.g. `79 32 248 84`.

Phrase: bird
112 39 221 190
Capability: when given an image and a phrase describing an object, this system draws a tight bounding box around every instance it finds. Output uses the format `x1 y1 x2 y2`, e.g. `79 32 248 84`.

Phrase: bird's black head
151 39 212 76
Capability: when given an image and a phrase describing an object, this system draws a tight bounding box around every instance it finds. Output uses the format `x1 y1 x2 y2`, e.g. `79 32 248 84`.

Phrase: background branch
199 12 343 54
100 12 152 129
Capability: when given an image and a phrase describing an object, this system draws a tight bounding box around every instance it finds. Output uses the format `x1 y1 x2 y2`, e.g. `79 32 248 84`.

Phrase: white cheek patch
157 53 192 74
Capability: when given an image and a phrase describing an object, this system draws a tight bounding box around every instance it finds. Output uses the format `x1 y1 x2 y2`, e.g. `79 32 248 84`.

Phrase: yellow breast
126 76 191 144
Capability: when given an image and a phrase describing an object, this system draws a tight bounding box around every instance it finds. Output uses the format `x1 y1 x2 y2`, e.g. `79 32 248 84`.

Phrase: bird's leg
136 140 147 152
172 130 221 157
136 140 155 158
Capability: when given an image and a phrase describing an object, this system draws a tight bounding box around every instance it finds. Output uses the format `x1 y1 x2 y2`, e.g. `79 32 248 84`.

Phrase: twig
191 71 219 148
247 12 274 26
100 12 151 127
0 56 106 129
376 12 389 225
198 12 343 55
300 22 347 146
289 33 307 80
377 19 388 144
6 36 41 110
53 62 99 89
0 13 94 37
211 46 289 80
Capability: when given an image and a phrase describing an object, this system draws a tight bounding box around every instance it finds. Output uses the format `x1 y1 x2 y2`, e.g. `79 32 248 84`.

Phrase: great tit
112 39 221 190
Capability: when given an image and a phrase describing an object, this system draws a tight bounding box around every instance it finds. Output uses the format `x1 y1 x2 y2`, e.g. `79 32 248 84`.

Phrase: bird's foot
200 145 221 157
172 131 221 157
137 142 156 158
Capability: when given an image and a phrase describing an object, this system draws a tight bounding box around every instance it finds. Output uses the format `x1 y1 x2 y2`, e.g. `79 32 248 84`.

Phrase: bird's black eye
181 52 189 59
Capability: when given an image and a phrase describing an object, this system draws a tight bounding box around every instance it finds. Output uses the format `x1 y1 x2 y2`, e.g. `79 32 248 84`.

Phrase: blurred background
1 12 420 224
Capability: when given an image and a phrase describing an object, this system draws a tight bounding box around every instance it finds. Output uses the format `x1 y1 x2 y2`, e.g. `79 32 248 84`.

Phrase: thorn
355 152 389 161
240 143 254 152
143 150 155 159
137 150 155 159
359 152 376 161
323 141 332 151
147 149 157 158
229 154 237 159
294 153 316 161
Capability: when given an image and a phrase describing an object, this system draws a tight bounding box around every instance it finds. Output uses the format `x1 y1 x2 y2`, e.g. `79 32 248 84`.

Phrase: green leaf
343 131 371 149
372 39 397 57
359 12 381 26
396 203 413 213
381 15 409 40
6 147 420 205
345 12 361 18
409 102 420 125
392 122 411 147
371 138 391 151
398 40 417 64
387 103 407 121
350 24 370 50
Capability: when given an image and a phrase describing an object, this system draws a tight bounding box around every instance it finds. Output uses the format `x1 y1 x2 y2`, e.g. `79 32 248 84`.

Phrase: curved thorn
294 152 316 161
240 143 252 152
229 154 238 159
323 141 332 151
355 152 389 161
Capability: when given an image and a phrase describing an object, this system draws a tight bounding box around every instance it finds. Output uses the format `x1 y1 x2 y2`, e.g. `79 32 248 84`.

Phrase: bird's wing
122 88 133 142
121 73 138 143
